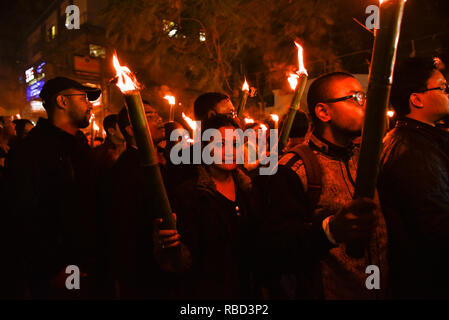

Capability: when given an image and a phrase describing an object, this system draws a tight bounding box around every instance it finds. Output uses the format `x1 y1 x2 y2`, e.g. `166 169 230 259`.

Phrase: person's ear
410 93 424 109
207 109 217 119
125 125 134 137
55 95 67 110
107 127 115 136
315 103 331 123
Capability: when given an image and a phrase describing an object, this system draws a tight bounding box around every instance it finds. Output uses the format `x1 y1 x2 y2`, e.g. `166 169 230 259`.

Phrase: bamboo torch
278 42 308 151
112 54 175 230
349 0 406 258
354 0 407 199
237 79 250 118
164 94 176 122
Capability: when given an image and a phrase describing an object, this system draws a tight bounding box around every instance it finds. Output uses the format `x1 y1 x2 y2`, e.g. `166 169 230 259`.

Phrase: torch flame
242 79 249 92
182 112 197 131
164 95 176 106
270 114 279 122
259 124 268 131
288 73 299 90
112 54 140 93
244 117 255 124
294 42 308 76
380 0 407 4
387 110 395 118
93 121 99 131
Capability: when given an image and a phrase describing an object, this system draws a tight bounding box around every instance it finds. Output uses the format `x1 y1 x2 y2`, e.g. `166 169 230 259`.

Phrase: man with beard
3 77 106 299
378 57 449 298
252 72 388 299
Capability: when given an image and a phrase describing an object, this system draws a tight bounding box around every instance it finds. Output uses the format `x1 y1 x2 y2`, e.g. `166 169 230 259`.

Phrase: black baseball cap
39 77 102 102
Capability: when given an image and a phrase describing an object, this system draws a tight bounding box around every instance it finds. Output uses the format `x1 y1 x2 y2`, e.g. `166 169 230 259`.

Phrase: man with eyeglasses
252 72 388 299
378 57 449 299
2 77 110 299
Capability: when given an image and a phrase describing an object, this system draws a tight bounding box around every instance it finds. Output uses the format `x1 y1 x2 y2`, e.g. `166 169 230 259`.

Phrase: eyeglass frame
420 83 449 94
320 91 367 106
62 93 90 102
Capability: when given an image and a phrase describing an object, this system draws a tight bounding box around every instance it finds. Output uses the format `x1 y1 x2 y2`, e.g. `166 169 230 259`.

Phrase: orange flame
93 121 99 131
182 113 197 131
242 79 249 92
294 42 308 76
380 0 407 4
270 114 279 122
112 54 140 93
387 110 395 118
259 124 268 131
244 117 255 124
288 73 299 90
164 95 176 106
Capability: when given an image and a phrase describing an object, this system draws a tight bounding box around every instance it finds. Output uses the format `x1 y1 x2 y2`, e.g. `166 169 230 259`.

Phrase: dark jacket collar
395 117 449 155
195 165 252 196
308 133 356 161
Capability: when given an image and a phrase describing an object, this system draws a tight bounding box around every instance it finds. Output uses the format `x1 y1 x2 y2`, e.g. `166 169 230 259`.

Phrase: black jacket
4 118 101 299
378 117 449 299
170 165 254 299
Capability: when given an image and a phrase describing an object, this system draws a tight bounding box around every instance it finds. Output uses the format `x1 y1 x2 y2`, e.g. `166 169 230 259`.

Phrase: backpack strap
286 144 322 210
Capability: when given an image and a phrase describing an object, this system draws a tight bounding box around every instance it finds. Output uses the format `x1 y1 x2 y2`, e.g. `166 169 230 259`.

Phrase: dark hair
390 57 439 117
307 72 355 125
194 92 229 121
103 114 119 136
12 119 34 139
118 106 131 141
280 111 309 138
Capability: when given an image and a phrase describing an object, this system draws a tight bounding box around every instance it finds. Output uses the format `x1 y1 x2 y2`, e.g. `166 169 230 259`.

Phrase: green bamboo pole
237 85 249 118
124 91 176 230
354 0 406 199
278 73 308 151
348 0 406 258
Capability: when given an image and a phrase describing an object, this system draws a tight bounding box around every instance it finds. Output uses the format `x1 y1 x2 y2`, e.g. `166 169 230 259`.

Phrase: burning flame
15 113 21 119
387 110 395 118
182 113 197 131
164 95 176 106
93 121 99 131
89 113 95 123
244 117 255 124
270 114 279 122
259 124 268 131
242 79 249 92
288 73 299 90
380 0 407 4
294 42 308 76
112 54 140 93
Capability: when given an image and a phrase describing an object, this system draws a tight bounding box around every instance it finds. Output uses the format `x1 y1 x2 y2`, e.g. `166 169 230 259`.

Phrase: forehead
143 104 156 113
427 70 447 86
215 99 233 109
328 76 363 97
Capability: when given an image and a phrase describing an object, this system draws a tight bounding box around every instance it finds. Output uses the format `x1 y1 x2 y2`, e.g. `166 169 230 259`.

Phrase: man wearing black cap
3 77 107 299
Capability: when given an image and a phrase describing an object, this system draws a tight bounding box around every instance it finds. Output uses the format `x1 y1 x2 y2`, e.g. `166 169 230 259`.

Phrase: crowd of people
0 56 448 300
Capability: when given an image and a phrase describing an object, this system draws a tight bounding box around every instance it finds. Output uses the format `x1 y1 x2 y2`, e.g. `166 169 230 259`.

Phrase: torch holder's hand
329 198 377 250
153 214 191 273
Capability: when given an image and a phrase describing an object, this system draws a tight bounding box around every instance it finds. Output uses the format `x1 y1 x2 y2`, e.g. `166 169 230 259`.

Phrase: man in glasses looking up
252 72 388 299
378 57 449 299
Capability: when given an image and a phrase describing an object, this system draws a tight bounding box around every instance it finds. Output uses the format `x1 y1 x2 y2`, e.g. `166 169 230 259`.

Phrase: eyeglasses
63 93 89 101
321 91 367 106
421 83 449 94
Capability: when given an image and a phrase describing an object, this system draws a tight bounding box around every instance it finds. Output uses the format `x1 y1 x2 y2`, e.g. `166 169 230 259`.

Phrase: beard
68 108 90 129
